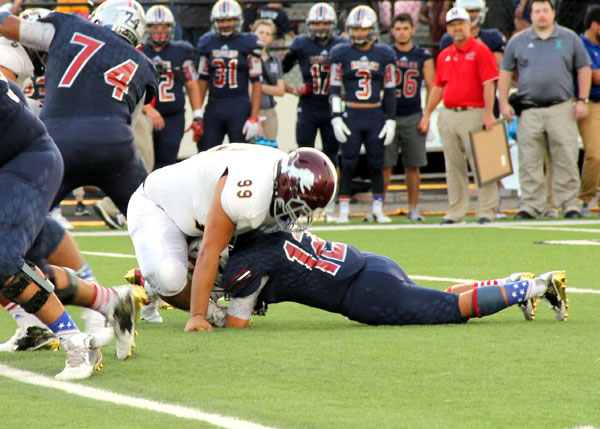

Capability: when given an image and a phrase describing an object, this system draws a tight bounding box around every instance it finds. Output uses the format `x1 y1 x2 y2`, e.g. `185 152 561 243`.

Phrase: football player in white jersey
126 143 338 332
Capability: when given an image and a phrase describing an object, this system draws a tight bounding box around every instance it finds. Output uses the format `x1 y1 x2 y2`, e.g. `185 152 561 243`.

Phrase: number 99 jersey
40 13 157 125
329 42 395 104
142 143 287 237
197 31 262 100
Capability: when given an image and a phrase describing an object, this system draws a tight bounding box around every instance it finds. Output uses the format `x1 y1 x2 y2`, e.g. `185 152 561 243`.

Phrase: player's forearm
250 80 261 120
197 79 208 108
185 79 202 111
577 66 592 100
0 13 19 41
190 254 219 319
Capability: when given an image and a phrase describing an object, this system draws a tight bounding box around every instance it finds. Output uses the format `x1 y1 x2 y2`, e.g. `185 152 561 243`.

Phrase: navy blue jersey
286 34 346 108
22 76 46 102
329 42 396 104
393 45 432 116
440 28 506 53
197 31 261 100
142 40 197 116
40 13 157 125
224 230 365 314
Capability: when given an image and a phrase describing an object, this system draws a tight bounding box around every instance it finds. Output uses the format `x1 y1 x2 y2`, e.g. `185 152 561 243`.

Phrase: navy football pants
296 105 339 167
198 97 251 152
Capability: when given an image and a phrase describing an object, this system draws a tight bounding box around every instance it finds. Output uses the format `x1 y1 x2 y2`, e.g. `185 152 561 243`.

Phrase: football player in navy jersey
195 0 262 151
142 5 202 169
0 0 158 217
329 5 397 223
214 229 569 328
383 13 434 222
282 3 345 171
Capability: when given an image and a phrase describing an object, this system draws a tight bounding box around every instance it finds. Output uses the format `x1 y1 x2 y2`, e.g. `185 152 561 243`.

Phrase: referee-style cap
446 7 470 23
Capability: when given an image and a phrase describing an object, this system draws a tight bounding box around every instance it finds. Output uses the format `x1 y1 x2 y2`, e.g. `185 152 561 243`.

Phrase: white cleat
0 326 60 352
105 286 139 360
539 271 569 321
55 333 103 381
363 212 392 223
141 299 163 324
335 213 350 224
82 308 114 347
407 209 424 222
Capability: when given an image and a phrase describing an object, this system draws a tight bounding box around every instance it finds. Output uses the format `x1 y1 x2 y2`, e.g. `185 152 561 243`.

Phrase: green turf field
1 219 599 428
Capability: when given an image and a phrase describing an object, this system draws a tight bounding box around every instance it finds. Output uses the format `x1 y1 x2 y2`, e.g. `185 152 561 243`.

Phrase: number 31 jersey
142 143 287 237
40 13 157 124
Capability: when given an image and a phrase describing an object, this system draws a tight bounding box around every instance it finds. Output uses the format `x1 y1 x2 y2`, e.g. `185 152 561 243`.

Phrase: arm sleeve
249 55 262 82
18 20 55 52
281 48 298 74
198 55 210 81
383 61 396 119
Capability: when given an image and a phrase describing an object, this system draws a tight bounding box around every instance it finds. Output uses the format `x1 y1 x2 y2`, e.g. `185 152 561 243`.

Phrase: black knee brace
53 268 79 305
1 264 52 314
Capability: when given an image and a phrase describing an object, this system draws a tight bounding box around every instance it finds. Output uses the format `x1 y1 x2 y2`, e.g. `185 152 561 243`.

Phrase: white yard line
0 365 275 429
81 251 137 259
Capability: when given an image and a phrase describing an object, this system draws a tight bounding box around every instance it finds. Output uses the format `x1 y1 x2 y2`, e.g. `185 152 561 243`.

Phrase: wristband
577 98 589 104
0 11 10 27
247 117 259 123
192 108 204 119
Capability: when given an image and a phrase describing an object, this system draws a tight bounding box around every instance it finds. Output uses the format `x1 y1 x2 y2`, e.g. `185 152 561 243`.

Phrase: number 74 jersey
40 13 157 123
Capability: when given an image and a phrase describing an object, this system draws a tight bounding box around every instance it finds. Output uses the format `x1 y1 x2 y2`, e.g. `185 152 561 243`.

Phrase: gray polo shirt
501 24 591 103
260 52 283 109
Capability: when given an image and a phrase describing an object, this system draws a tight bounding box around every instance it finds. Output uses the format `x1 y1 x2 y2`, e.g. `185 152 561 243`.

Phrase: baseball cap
446 7 470 23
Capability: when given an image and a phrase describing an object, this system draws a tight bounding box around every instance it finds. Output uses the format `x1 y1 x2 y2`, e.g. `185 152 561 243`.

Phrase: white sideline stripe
539 240 600 245
0 364 275 429
81 251 137 259
410 275 600 294
72 231 130 236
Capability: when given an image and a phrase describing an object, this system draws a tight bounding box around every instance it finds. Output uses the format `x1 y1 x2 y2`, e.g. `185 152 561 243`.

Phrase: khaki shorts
383 113 427 168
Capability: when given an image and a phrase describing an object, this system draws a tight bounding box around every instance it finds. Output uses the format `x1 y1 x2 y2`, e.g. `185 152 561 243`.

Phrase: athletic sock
339 197 350 216
75 262 96 284
1 300 48 330
471 280 536 317
372 195 383 214
47 311 79 347
89 284 118 314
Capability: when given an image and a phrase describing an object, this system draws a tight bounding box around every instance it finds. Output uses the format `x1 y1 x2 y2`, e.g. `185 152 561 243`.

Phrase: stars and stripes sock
471 280 537 318
89 284 118 314
75 262 96 284
47 311 79 346
1 300 47 330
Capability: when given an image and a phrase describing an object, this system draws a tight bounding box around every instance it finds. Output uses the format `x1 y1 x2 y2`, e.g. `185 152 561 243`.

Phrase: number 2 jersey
39 13 157 131
283 34 346 109
393 45 432 116
224 230 365 314
197 31 262 100
141 40 197 116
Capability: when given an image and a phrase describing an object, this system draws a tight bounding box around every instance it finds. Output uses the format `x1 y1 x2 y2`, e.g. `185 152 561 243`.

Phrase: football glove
191 118 204 142
378 119 396 146
294 83 312 96
242 117 260 140
331 116 351 144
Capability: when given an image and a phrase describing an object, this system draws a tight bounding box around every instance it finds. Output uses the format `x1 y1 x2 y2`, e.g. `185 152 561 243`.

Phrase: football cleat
335 213 350 224
104 286 139 359
141 299 163 324
93 204 125 230
539 271 569 321
124 268 145 288
407 208 424 222
55 333 103 381
81 308 114 347
0 326 60 352
508 273 537 321
363 212 392 223
74 202 91 216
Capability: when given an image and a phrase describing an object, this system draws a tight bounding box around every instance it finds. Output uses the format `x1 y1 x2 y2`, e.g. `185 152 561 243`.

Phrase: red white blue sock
89 284 118 314
1 300 48 330
47 311 79 347
75 262 96 284
472 280 534 317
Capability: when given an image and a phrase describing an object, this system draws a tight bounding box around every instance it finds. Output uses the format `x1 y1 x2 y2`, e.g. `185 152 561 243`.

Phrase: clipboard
469 120 513 187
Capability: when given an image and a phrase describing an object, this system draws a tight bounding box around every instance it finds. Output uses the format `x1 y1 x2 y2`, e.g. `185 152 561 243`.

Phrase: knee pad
1 263 52 314
54 268 79 305
147 260 187 297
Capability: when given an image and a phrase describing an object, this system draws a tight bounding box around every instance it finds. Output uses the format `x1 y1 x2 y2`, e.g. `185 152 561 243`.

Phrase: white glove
331 116 351 143
242 118 260 140
378 119 397 146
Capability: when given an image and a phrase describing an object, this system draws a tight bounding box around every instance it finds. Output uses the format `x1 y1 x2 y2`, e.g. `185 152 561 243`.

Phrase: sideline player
195 0 262 151
214 229 569 327
126 144 337 331
142 5 202 169
0 0 158 217
0 69 101 380
329 5 397 223
282 3 346 168
383 13 433 222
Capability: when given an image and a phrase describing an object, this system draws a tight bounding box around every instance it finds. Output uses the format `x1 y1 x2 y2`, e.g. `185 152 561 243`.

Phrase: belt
448 106 476 112
347 102 381 109
521 99 564 108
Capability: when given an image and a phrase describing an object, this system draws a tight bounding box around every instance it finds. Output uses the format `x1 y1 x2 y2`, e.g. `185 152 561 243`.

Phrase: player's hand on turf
378 119 397 146
146 107 165 130
331 117 351 143
417 114 430 134
184 315 213 332
499 102 515 123
294 83 312 97
191 118 204 142
243 117 260 140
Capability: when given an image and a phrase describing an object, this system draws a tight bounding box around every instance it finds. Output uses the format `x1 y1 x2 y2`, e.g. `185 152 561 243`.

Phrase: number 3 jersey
223 230 365 314
329 42 396 105
142 41 197 116
196 32 262 100
142 143 287 237
285 34 346 109
393 45 432 116
39 13 157 127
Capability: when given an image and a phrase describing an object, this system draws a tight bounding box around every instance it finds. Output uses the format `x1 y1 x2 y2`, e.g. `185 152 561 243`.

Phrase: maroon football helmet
272 148 338 230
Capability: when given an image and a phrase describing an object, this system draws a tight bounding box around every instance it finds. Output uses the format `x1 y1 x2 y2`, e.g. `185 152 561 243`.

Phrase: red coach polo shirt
434 36 498 108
